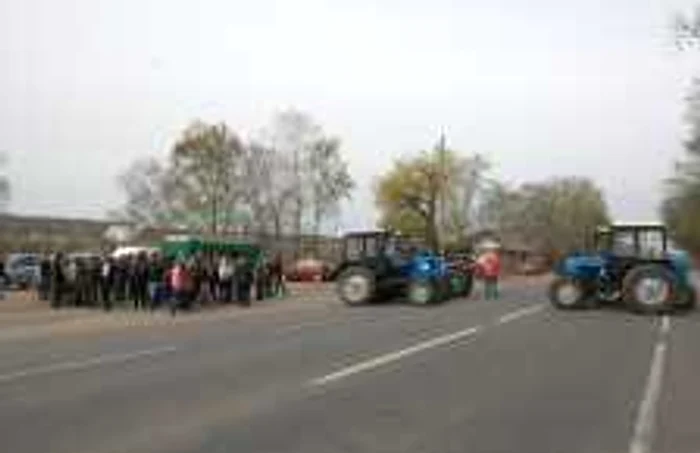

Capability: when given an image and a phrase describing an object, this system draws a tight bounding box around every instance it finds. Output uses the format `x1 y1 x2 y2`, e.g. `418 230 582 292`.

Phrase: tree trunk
426 200 438 251
211 197 218 236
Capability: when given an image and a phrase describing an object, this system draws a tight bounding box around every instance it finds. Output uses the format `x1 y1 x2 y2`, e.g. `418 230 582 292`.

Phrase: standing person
270 254 286 298
88 256 101 307
101 256 115 311
208 253 219 304
188 255 204 309
65 257 78 306
255 256 267 301
73 257 88 307
113 256 127 306
132 252 149 310
218 254 234 303
230 252 240 302
199 255 214 306
147 252 164 310
477 245 502 300
50 253 65 308
168 259 189 316
0 257 6 301
237 255 253 307
38 254 51 301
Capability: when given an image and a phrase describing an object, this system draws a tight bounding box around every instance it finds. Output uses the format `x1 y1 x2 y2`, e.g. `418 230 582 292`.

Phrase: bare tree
307 137 354 235
116 157 177 226
243 142 296 238
262 109 355 236
675 7 700 50
170 121 246 235
478 177 609 258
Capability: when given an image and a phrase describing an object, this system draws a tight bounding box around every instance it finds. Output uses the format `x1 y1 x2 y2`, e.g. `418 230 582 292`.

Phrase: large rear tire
336 267 376 306
548 277 588 310
622 265 676 314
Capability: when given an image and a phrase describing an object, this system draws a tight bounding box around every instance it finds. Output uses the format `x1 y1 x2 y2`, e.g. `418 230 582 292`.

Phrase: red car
285 258 331 282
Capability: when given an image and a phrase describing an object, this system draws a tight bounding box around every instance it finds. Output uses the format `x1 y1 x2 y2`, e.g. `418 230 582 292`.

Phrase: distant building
0 214 130 256
467 229 549 275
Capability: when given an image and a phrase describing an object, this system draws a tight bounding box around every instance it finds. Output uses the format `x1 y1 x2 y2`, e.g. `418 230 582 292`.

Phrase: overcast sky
2 0 700 230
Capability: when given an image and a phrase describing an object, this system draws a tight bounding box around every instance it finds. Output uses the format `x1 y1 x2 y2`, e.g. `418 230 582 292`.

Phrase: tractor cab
336 230 414 283
593 223 667 259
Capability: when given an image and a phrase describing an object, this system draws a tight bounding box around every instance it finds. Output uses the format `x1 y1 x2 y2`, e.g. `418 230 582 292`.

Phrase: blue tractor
332 230 473 305
549 223 696 314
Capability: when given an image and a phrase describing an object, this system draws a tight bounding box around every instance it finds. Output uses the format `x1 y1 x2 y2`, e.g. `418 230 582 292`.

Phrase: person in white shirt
218 255 234 302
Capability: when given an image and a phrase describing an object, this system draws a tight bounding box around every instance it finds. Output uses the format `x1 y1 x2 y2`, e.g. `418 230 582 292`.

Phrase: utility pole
438 131 447 255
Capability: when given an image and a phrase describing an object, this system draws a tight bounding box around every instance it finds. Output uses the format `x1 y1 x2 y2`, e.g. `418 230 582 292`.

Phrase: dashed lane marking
310 303 548 387
310 326 482 386
0 345 177 385
629 315 671 453
497 304 545 325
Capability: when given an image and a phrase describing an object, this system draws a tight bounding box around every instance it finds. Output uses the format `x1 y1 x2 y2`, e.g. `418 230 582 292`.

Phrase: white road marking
497 304 545 325
310 326 482 386
0 345 177 385
629 318 671 453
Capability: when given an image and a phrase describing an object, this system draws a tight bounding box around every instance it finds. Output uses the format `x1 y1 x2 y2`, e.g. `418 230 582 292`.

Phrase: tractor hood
555 253 604 280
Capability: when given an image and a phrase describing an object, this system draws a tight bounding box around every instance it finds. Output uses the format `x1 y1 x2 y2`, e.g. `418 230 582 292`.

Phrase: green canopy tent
160 237 263 265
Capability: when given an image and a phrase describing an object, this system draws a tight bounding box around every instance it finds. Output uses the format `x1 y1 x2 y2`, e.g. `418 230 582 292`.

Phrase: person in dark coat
0 258 5 301
131 252 149 310
50 253 66 308
87 256 101 307
113 256 128 305
255 257 268 301
73 258 89 307
237 256 253 307
38 254 52 301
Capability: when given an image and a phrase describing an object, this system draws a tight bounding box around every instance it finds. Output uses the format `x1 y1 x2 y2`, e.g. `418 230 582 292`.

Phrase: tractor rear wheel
548 277 589 310
622 265 676 314
408 280 437 306
337 267 376 306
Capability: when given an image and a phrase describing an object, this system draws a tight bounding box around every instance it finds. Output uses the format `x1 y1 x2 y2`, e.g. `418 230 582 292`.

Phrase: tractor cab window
638 230 665 258
364 236 379 257
345 238 362 261
612 231 636 256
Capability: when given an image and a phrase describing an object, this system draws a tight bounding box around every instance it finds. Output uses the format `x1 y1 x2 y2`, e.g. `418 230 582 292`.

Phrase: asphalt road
0 279 698 453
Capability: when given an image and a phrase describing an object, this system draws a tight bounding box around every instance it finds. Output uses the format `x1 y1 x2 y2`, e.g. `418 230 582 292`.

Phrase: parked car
5 253 41 289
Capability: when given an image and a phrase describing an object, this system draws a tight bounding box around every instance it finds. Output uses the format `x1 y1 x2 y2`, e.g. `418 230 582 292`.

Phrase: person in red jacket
477 245 502 300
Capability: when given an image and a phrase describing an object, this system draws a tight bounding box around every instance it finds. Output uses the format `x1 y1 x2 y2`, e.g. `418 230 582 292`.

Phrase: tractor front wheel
408 280 437 306
623 265 676 314
337 267 376 306
548 278 589 310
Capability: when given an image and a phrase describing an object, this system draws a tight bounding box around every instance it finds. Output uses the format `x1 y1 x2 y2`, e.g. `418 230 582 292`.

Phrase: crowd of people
37 251 286 315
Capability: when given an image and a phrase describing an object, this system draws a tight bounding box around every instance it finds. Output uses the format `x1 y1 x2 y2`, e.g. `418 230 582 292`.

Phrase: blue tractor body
556 253 605 281
550 223 696 313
